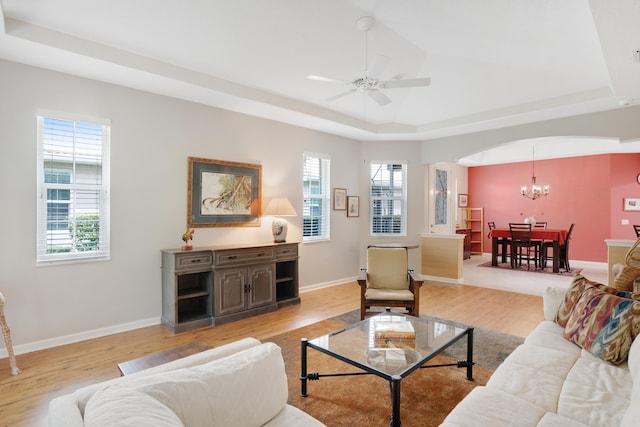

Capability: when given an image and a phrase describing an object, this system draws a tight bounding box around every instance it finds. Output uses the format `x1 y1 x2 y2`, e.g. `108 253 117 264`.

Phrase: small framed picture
347 196 359 217
458 193 469 208
623 197 640 211
333 188 347 210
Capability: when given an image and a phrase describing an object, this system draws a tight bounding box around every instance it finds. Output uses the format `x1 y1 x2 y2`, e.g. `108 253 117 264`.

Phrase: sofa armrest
48 394 84 427
543 287 566 321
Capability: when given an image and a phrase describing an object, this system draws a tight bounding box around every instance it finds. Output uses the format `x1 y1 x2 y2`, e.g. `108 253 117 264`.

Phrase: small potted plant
181 228 194 250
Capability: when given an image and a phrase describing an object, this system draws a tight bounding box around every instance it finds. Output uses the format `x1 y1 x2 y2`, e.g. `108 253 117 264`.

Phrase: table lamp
263 197 297 243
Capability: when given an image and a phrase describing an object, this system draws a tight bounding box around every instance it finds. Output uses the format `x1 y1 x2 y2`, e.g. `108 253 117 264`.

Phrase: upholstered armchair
357 246 423 320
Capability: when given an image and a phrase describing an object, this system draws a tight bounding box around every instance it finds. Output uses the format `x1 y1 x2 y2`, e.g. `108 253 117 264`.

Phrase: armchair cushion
367 247 408 290
365 289 415 301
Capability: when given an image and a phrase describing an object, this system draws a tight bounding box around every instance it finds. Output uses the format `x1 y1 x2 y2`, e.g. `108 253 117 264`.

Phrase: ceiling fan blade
366 54 390 79
368 89 392 106
326 88 357 102
307 75 351 85
381 77 431 89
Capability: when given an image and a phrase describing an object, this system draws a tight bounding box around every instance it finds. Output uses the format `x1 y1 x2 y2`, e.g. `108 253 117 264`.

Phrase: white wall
0 59 366 352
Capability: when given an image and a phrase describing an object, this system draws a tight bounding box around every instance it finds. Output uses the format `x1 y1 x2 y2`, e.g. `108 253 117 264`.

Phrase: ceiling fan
307 16 431 106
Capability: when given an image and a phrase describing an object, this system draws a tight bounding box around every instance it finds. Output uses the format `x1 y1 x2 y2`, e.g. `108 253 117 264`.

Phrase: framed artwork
333 188 347 210
188 157 261 227
458 193 468 208
623 197 640 211
347 196 359 217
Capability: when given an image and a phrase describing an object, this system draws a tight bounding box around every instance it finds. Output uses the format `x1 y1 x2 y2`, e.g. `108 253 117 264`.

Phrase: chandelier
520 147 549 200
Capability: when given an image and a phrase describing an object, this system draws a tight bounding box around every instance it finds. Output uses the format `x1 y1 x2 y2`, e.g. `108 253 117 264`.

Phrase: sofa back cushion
85 388 185 427
84 342 288 427
563 285 640 365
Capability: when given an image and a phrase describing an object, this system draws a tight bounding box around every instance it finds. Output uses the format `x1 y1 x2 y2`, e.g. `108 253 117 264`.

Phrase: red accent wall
468 153 640 262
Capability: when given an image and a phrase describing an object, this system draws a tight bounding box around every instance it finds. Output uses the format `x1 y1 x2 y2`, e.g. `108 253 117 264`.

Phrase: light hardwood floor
0 279 545 427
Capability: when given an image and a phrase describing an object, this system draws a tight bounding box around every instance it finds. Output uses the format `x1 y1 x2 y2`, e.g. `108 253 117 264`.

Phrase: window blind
36 115 110 263
370 162 407 236
303 153 330 241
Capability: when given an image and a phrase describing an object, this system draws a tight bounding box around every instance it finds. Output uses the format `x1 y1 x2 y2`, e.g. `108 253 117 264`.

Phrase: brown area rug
265 311 523 427
478 260 582 276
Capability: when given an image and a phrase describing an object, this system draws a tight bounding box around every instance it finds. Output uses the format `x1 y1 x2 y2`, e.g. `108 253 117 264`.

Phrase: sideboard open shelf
161 242 299 333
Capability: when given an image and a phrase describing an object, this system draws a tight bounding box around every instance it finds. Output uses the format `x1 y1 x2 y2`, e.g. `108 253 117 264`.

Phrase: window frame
369 161 408 237
302 152 330 242
36 113 111 264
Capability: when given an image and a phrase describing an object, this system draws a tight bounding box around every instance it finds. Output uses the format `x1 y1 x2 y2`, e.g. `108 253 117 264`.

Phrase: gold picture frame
188 157 261 227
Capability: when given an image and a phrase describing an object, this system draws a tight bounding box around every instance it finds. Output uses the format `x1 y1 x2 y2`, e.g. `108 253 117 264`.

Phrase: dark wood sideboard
161 242 299 333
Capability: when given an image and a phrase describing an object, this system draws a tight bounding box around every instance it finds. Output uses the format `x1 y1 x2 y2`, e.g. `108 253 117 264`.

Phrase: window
302 153 330 241
370 162 407 236
36 114 110 263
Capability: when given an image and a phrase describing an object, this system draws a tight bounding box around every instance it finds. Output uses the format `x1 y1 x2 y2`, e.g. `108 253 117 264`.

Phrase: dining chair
634 224 640 238
541 223 575 272
488 221 510 263
509 223 539 270
531 221 548 259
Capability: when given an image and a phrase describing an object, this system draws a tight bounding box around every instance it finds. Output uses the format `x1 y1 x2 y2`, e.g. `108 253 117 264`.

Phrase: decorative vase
181 245 193 251
524 216 536 225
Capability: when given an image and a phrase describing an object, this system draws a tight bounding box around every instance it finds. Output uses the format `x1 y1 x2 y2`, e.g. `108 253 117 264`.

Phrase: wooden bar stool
0 292 20 375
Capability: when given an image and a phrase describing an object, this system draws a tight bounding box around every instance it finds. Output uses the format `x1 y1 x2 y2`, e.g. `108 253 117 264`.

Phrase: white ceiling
1 0 640 156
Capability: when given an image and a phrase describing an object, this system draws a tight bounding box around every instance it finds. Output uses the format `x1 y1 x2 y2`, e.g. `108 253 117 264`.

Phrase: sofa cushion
84 342 288 427
555 275 634 328
563 285 640 365
84 388 184 427
439 386 546 426
558 356 632 426
73 337 261 417
486 344 577 412
524 321 581 356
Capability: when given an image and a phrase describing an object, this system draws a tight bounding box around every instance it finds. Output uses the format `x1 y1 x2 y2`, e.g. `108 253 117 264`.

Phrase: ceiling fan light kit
307 16 431 107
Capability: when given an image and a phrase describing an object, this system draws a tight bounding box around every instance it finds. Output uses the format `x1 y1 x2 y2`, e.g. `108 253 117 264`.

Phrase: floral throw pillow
555 275 634 328
563 284 640 365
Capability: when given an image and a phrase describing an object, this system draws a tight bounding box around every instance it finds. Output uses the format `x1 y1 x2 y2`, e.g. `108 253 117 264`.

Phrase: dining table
488 228 569 273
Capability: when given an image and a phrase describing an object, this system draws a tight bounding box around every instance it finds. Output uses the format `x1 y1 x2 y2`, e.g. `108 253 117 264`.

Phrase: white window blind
36 115 110 263
370 162 407 236
303 153 330 241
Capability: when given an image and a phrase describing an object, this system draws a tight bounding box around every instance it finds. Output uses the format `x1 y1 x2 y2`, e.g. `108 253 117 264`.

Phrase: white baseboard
0 317 160 358
420 274 464 284
299 277 357 293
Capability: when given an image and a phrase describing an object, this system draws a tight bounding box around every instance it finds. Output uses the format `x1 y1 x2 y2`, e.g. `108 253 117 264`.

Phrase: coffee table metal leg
466 328 474 380
389 375 402 427
300 338 308 397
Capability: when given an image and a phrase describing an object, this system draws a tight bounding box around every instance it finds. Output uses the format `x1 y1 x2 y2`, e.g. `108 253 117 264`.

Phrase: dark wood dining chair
533 222 547 229
488 221 510 263
541 223 575 272
634 224 640 238
509 223 539 270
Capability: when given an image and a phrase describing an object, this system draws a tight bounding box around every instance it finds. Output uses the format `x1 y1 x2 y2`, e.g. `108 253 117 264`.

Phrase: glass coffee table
300 309 474 427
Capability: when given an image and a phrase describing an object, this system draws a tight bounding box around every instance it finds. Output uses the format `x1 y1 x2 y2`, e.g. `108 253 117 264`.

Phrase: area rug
478 260 582 276
265 310 524 427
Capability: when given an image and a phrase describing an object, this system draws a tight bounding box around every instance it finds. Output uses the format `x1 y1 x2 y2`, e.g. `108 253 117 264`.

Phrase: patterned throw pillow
555 275 634 327
563 284 640 365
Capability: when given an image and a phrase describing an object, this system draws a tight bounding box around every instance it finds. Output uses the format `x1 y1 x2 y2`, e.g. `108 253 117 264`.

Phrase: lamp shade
264 197 297 216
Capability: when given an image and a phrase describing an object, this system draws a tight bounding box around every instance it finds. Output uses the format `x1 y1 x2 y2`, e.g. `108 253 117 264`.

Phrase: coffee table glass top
308 312 469 377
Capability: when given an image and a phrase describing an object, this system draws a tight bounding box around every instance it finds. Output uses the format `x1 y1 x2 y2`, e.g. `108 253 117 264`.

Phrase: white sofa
441 277 640 427
48 337 325 427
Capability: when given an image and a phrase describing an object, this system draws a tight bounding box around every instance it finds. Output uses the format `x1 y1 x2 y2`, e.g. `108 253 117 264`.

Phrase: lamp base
271 218 288 243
